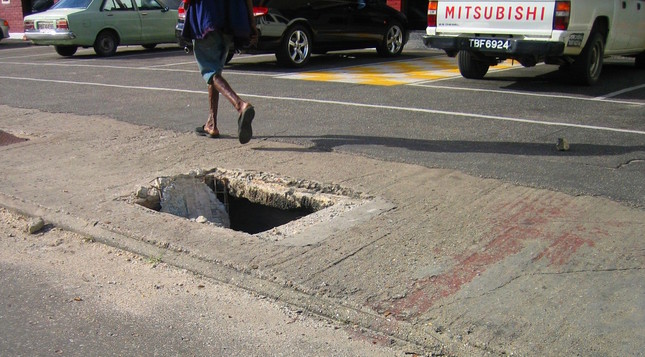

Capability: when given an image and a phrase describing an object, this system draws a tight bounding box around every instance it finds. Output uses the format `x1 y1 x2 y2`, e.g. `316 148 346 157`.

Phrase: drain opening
133 169 356 236
211 178 313 234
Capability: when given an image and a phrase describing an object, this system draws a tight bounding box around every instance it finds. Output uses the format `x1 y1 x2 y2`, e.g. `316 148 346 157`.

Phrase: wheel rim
287 30 309 64
589 40 602 79
99 36 115 54
385 25 403 54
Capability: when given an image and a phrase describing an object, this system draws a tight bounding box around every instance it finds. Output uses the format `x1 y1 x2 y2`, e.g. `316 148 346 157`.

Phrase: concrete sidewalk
1 105 643 356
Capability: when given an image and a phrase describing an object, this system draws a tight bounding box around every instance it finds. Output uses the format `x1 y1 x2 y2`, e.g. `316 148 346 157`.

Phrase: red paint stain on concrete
375 194 605 320
533 231 595 266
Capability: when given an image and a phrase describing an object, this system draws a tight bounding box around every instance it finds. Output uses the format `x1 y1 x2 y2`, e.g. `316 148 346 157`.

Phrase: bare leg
211 74 252 114
202 83 220 137
211 74 255 144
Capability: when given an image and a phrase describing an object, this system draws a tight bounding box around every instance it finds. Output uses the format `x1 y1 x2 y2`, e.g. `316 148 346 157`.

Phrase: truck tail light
178 4 186 20
553 1 570 30
253 6 268 17
428 1 438 27
24 20 35 31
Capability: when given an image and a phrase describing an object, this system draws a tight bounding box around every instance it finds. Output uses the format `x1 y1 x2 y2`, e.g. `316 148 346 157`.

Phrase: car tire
376 22 404 57
276 25 311 67
457 50 489 79
635 52 645 69
94 30 118 57
55 45 78 57
226 51 234 64
571 31 604 85
142 44 157 50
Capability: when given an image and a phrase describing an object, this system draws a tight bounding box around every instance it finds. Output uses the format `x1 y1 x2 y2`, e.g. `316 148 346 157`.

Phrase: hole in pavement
133 168 364 236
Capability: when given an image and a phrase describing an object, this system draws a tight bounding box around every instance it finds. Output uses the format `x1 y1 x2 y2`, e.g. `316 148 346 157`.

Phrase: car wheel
571 31 604 85
225 51 234 64
457 50 489 79
94 30 118 57
377 22 404 57
634 52 645 69
142 44 157 50
54 45 78 57
276 25 311 67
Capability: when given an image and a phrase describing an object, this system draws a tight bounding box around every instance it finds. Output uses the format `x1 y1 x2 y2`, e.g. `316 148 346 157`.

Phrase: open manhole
132 168 382 241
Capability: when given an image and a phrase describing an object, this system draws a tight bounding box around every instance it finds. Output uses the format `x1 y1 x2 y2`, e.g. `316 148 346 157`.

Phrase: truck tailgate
435 0 557 37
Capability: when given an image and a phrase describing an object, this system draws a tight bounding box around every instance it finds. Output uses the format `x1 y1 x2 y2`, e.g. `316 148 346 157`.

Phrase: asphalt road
1 40 644 208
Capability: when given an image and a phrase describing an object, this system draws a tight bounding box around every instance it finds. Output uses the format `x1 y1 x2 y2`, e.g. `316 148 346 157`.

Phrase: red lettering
515 6 523 20
450 4 549 22
484 6 493 19
527 6 537 20
446 6 455 19
497 7 505 20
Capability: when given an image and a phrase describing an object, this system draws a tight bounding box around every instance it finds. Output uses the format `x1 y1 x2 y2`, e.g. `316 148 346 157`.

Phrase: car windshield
51 0 93 9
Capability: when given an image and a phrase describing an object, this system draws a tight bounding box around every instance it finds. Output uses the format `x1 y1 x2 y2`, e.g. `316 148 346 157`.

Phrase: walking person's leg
198 83 220 138
211 75 254 144
193 31 254 144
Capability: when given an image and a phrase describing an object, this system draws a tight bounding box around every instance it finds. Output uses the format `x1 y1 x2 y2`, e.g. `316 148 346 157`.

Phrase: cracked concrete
1 105 644 356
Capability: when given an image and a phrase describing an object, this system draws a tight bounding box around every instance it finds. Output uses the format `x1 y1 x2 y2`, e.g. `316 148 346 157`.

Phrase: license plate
37 22 54 30
468 38 512 51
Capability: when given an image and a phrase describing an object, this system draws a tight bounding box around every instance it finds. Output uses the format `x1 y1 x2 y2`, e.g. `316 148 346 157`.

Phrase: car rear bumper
423 35 564 57
24 31 76 41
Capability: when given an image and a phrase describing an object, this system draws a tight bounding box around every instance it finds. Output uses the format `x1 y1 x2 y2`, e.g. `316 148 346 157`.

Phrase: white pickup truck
423 0 645 85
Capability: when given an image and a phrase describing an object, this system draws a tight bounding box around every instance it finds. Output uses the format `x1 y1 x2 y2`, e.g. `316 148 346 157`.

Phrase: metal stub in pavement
0 130 28 147
132 168 394 245
556 137 570 151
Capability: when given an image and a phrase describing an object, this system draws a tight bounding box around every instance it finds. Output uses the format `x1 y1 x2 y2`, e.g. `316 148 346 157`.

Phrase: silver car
0 18 10 42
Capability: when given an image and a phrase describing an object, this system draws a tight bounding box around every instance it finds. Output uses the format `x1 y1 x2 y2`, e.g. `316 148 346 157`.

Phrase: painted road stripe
279 57 518 86
2 75 644 136
410 83 644 106
2 59 642 105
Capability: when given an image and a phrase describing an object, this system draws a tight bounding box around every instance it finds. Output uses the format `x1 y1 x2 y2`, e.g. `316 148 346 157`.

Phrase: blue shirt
184 0 251 40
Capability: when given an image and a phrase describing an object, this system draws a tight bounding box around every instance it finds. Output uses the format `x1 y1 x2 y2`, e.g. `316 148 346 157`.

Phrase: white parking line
595 84 645 100
2 75 644 136
0 60 276 77
409 83 645 106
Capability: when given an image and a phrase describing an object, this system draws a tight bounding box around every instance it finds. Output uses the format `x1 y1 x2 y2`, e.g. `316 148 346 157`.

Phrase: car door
302 0 351 44
133 0 176 43
100 0 142 44
628 0 645 49
346 0 389 45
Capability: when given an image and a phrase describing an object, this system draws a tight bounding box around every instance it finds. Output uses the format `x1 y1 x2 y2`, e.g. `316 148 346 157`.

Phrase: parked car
176 0 409 67
0 18 9 42
24 0 180 57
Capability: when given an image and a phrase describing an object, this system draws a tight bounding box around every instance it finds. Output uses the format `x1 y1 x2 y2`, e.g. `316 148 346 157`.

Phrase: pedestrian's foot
195 125 220 138
237 104 254 144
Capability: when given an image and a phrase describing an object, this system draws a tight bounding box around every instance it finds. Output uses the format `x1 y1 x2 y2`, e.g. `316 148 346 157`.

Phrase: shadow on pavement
257 134 645 157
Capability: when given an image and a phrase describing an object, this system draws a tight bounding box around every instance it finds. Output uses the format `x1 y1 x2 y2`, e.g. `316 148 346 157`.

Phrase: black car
176 0 409 67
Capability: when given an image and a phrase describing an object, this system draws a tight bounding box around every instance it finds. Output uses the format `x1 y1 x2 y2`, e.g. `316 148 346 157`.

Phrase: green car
24 0 180 57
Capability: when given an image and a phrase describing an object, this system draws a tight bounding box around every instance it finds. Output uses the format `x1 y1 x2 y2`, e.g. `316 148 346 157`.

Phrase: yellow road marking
280 57 519 86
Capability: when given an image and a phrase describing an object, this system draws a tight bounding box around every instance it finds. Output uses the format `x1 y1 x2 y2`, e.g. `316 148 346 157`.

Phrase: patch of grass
146 254 163 267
